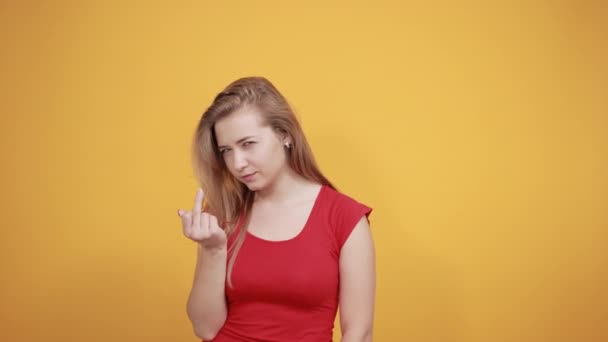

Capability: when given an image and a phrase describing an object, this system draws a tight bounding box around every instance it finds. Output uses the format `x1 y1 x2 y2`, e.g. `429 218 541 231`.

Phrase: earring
284 142 292 149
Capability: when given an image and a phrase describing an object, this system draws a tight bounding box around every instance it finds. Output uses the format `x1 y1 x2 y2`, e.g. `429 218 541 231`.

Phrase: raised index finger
192 188 204 228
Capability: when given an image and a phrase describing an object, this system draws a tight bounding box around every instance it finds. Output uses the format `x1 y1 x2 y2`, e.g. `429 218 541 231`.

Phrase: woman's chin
242 180 261 191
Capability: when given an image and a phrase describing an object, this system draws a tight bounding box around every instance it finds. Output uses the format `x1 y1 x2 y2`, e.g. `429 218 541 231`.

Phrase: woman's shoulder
320 184 372 219
319 183 373 250
322 184 368 207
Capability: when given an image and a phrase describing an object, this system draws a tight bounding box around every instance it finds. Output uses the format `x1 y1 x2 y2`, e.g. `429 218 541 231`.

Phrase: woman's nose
232 149 248 170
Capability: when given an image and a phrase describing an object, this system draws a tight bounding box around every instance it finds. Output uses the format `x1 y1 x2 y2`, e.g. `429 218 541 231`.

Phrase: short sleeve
332 194 373 252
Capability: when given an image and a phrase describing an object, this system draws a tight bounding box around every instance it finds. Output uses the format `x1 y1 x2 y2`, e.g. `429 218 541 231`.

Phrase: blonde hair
191 76 335 288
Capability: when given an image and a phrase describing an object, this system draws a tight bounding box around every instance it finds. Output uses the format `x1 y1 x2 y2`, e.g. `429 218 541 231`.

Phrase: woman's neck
253 168 320 207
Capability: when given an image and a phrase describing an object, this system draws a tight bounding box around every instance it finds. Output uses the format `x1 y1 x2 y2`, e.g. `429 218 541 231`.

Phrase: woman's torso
208 184 372 342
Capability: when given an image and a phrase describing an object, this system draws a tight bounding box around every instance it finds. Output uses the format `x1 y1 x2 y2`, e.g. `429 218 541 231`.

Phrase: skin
178 105 375 341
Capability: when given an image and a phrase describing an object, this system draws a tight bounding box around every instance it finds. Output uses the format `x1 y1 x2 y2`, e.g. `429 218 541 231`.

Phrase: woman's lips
242 172 257 182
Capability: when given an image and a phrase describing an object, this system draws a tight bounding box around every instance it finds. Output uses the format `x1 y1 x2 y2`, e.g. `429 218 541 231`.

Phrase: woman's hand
177 188 227 250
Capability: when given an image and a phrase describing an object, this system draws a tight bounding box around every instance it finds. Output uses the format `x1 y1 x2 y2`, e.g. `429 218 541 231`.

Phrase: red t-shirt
207 184 373 342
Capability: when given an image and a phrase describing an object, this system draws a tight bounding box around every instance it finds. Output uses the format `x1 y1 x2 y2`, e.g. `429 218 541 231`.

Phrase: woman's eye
243 141 255 147
220 149 230 154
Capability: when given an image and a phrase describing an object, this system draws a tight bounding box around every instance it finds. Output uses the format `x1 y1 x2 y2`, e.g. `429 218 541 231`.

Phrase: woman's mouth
242 172 257 182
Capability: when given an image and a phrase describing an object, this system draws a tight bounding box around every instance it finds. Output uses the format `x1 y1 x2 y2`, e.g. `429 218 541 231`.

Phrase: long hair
191 76 335 288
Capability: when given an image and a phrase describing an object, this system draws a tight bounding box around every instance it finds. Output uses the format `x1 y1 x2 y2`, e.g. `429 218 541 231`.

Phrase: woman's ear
273 127 291 145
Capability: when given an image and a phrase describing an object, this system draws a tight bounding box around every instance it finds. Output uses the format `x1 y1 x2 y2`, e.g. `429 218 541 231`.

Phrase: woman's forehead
215 108 267 144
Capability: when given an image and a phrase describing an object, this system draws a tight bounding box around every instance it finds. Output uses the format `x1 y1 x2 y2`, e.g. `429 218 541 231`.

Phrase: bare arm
186 243 228 340
178 189 229 340
339 216 376 342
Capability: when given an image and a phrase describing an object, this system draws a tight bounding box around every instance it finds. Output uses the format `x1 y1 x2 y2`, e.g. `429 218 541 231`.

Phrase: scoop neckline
246 184 326 243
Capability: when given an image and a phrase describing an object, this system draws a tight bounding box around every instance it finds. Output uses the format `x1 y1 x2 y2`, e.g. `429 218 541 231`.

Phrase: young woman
177 77 375 341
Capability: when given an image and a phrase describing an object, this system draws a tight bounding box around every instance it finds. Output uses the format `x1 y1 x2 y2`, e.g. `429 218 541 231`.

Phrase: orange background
1 1 606 341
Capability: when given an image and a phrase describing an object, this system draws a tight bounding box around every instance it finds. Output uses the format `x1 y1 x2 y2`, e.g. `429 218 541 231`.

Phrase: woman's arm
339 216 376 342
179 190 229 340
186 243 228 340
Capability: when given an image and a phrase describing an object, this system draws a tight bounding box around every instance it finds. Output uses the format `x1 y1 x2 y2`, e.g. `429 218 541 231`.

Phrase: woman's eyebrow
217 135 257 149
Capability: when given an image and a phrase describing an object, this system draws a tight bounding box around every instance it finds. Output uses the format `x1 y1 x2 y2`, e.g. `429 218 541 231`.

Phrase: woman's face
214 105 290 191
